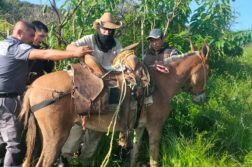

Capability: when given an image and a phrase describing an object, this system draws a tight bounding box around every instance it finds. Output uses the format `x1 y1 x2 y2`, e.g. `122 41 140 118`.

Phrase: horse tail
19 88 37 166
19 88 32 127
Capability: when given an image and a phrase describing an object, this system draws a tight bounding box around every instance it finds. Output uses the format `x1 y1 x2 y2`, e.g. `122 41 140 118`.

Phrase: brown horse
130 43 210 167
58 43 210 167
19 50 149 167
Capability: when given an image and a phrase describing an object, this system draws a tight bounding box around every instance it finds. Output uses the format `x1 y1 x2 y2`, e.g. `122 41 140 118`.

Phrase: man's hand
155 62 169 74
74 46 93 57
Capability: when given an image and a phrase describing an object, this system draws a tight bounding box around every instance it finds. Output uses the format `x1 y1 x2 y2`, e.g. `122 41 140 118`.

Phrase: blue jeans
0 97 24 166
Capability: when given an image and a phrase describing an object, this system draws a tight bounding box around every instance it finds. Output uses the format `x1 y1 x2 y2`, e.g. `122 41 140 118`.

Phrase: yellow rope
112 50 135 69
100 66 127 167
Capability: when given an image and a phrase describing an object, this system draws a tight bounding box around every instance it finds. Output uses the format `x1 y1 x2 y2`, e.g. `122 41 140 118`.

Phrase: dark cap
147 28 164 40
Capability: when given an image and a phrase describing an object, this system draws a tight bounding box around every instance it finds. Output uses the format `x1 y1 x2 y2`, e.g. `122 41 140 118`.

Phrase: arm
28 46 92 60
66 35 93 51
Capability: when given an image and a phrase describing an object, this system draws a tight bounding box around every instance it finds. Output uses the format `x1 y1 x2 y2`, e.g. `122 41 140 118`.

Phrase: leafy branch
163 0 182 37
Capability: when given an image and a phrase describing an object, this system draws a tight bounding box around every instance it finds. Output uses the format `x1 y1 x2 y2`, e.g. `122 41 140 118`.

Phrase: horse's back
28 70 74 118
32 71 72 90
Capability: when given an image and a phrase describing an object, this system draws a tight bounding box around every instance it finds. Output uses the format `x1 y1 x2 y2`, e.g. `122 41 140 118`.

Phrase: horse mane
166 51 205 78
164 51 200 65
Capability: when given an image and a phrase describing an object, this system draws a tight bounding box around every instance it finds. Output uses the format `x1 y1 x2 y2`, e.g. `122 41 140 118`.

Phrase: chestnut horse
56 43 210 167
130 43 210 167
19 50 149 167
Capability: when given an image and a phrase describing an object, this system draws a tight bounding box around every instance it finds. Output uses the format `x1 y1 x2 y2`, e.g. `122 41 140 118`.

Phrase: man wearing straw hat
61 12 123 163
66 12 122 70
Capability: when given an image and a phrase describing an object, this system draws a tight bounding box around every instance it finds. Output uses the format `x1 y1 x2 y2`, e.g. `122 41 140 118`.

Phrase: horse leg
130 127 145 167
146 126 162 167
36 133 69 167
34 104 75 166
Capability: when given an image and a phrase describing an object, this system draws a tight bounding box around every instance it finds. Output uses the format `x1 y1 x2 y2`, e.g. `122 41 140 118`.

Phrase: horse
130 43 210 167
57 43 210 167
19 49 149 167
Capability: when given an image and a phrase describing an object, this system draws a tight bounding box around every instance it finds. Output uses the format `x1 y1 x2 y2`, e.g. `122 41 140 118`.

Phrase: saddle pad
71 63 104 115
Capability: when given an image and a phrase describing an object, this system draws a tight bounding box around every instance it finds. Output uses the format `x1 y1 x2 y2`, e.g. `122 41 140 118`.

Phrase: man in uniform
0 20 92 167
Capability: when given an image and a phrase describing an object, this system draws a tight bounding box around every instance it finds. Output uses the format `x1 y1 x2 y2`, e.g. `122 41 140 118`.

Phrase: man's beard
94 30 116 52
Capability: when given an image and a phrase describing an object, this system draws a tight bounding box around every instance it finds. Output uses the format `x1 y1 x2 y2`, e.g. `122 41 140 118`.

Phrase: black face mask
94 25 116 52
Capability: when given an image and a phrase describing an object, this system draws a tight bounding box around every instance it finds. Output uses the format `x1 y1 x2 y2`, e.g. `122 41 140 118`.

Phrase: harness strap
30 91 71 112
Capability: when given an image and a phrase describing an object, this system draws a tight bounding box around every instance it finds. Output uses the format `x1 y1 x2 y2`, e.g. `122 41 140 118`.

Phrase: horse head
163 43 210 103
184 43 210 103
190 43 210 103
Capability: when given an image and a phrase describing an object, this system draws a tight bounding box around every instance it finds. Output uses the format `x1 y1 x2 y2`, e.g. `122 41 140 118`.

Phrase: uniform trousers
0 97 25 167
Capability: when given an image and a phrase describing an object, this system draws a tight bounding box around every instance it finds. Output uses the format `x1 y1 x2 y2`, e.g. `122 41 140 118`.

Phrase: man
27 21 54 84
62 12 123 161
143 28 177 102
144 28 178 70
0 20 92 167
66 12 122 69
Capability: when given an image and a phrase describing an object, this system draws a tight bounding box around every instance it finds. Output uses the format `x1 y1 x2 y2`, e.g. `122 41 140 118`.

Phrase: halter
191 53 208 103
196 54 207 91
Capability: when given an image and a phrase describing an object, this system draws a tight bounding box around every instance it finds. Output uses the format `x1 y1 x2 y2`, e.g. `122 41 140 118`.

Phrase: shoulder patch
19 43 31 51
0 41 10 56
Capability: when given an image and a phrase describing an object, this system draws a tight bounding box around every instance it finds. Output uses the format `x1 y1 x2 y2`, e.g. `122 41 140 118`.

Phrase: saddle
71 63 105 115
71 44 141 115
71 55 122 115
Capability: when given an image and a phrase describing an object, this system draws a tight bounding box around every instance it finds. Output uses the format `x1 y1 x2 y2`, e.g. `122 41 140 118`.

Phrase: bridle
191 53 208 103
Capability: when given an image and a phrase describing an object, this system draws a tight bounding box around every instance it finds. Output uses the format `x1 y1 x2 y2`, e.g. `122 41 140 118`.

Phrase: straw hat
93 12 122 29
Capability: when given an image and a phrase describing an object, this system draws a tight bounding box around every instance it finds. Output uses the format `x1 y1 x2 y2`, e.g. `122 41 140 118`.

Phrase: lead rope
100 64 127 167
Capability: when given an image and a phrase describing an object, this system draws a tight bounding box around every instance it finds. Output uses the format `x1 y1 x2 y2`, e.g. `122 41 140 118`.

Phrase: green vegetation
159 44 252 167
1 0 252 166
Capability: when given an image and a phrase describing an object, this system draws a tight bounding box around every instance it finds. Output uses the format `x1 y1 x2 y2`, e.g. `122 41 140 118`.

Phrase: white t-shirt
74 34 122 70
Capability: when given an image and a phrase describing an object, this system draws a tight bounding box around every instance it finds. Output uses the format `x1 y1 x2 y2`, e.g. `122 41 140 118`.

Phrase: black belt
0 92 19 98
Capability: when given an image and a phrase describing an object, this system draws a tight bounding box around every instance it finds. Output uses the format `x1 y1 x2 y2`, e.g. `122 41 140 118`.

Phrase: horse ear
189 38 197 52
202 42 209 60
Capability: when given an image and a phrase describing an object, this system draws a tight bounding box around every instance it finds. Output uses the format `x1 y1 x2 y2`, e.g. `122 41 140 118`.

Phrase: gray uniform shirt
0 36 33 94
74 34 122 70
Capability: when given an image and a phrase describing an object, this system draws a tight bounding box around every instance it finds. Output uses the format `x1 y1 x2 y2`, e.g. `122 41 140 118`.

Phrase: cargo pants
0 97 25 167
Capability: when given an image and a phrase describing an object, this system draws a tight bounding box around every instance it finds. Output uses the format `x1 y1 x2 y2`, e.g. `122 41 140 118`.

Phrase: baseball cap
147 28 164 40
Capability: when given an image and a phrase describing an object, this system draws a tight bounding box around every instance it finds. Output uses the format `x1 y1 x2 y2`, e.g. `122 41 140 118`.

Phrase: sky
230 0 252 31
21 0 252 31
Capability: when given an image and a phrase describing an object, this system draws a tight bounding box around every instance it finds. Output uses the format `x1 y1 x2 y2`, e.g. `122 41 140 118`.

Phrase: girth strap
30 91 71 112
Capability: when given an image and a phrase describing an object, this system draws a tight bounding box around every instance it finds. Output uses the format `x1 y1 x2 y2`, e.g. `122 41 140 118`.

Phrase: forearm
43 49 76 60
29 49 77 60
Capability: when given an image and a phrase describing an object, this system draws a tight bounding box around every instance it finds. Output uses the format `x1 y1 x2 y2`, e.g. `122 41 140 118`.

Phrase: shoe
144 96 153 106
